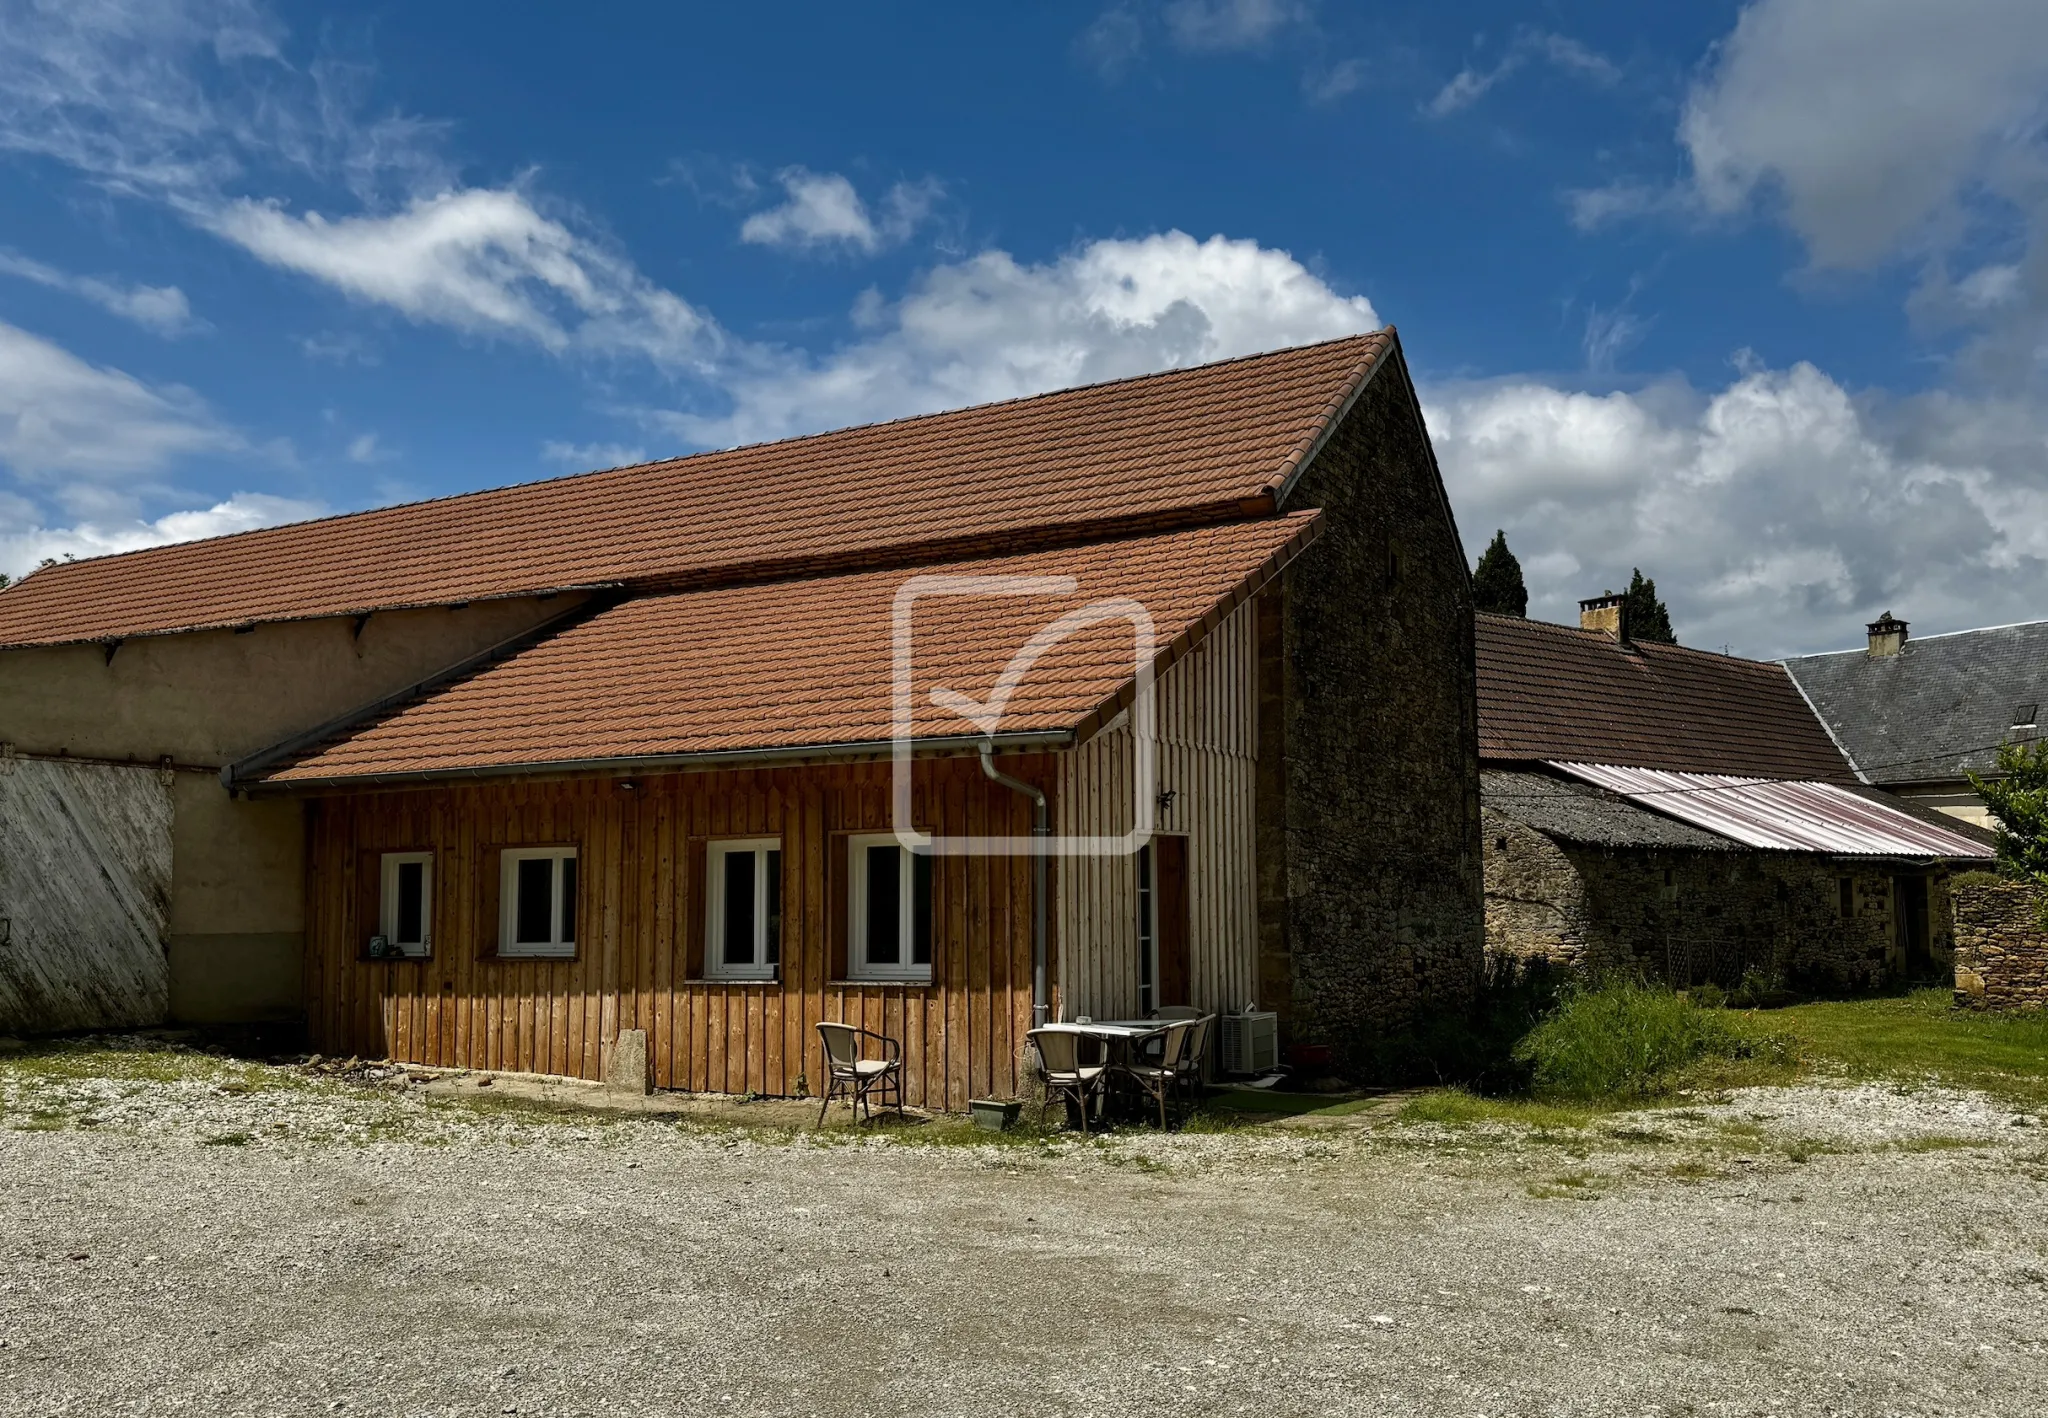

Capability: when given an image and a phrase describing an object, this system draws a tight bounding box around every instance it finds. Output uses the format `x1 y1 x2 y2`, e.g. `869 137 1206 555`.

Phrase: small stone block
604 1029 650 1094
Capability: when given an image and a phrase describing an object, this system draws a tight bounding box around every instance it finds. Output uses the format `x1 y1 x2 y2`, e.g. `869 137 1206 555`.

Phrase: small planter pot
969 1098 1023 1132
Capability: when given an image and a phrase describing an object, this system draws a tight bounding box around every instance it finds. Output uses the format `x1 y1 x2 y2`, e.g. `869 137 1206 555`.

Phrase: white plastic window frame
378 851 434 958
499 846 578 958
705 838 782 982
846 832 932 983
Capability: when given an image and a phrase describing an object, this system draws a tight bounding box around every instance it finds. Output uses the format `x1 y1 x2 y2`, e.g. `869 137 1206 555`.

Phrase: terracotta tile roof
0 333 1390 650
245 514 1319 786
1476 614 1853 782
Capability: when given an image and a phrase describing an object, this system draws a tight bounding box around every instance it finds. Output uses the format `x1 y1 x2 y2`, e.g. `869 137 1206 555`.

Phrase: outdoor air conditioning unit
1218 1011 1279 1076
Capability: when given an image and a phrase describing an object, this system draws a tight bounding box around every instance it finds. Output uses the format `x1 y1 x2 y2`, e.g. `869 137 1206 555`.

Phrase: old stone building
1782 614 2048 829
1477 602 1991 990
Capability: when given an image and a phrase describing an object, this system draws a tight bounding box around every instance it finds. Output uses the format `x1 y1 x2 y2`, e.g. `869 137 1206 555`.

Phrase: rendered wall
0 593 586 1023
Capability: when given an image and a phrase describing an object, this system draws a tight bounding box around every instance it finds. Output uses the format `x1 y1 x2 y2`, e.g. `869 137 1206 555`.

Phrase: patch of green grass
1396 1087 1600 1130
200 1131 253 1147
0 1037 305 1092
1771 989 2048 1107
1515 980 1800 1102
1666 1159 1723 1183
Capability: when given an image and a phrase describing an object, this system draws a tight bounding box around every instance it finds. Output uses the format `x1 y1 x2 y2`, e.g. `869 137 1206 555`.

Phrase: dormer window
2015 704 2038 728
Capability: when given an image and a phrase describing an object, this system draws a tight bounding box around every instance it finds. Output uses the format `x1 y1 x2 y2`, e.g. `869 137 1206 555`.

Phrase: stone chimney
1579 592 1629 643
1866 611 1908 658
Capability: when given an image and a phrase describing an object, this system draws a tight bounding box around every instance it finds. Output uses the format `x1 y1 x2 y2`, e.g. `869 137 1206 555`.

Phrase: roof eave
239 729 1076 796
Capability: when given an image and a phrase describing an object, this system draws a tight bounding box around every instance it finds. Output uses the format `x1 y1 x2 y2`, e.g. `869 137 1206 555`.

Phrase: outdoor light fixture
1156 789 1177 813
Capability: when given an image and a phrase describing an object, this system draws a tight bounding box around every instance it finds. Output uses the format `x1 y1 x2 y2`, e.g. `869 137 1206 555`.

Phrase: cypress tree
1471 529 1527 617
1624 568 1676 644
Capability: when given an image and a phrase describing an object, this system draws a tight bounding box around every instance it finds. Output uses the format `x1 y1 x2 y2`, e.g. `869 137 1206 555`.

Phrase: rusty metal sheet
1549 761 1993 859
0 755 171 1033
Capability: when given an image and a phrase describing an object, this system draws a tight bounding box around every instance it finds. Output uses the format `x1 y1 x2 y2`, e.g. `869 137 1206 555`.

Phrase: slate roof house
1478 598 1989 990
0 331 1483 1103
1782 614 2048 829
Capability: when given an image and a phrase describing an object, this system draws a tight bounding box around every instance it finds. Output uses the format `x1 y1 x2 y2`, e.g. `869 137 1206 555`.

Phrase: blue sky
2 0 2045 656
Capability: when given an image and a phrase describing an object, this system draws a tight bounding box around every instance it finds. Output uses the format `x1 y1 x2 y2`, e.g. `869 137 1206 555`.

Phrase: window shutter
684 836 707 980
356 850 383 956
479 846 503 957
827 832 850 981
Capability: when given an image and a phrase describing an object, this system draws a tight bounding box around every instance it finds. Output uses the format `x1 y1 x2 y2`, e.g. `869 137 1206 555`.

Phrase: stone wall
1482 814 1926 992
1953 880 2048 1011
1265 343 1485 1068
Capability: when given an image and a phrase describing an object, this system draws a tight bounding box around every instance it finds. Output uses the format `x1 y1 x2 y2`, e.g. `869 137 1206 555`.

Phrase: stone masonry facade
1483 811 1948 992
1953 880 2048 1011
1260 346 1486 1069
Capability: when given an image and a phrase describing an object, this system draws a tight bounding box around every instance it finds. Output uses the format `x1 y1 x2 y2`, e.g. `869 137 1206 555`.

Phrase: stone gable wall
1953 881 2048 1011
1267 348 1485 1067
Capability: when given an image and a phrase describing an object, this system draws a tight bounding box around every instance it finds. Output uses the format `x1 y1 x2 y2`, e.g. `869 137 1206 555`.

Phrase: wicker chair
1120 1020 1194 1130
1174 1014 1216 1104
1028 1028 1108 1134
814 1022 904 1126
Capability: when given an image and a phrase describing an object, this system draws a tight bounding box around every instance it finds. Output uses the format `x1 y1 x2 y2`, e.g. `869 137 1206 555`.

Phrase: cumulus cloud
1680 0 2048 270
0 250 202 336
738 168 940 256
666 230 1378 447
206 190 719 367
0 491 324 580
1426 360 2048 656
1426 30 1620 118
0 318 235 480
540 440 650 471
0 0 717 369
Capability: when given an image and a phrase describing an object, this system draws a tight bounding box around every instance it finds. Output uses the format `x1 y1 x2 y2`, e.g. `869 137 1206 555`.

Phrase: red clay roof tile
1476 613 1853 781
250 515 1319 785
0 334 1389 650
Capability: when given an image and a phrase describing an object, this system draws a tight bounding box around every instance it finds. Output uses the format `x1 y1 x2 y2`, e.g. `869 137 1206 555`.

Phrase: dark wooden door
1155 835 1191 1009
1895 874 1932 979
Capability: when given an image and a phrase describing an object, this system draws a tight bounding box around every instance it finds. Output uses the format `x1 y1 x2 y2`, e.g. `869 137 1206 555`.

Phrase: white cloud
1427 360 2048 656
1679 0 2048 270
667 230 1378 448
1074 7 1145 78
1427 30 1620 118
0 491 323 580
1302 58 1365 106
1162 0 1309 53
540 440 649 471
0 318 235 479
738 168 940 256
344 433 386 464
0 250 202 336
206 189 720 367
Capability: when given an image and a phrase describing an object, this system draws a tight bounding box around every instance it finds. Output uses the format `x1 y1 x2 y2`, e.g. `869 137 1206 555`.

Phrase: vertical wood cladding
305 756 1047 1110
1055 596 1259 1020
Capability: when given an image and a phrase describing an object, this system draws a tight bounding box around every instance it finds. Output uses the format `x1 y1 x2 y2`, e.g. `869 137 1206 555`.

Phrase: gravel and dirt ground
3 1042 2046 1417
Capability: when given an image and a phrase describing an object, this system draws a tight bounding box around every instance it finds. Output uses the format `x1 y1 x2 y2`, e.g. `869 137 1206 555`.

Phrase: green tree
1970 739 2048 888
1624 568 1675 644
1471 529 1527 617
0 572 9 590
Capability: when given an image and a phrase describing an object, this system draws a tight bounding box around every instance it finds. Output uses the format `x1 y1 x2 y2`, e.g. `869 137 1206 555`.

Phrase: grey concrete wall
1267 346 1486 1068
0 755 171 1033
0 593 585 1024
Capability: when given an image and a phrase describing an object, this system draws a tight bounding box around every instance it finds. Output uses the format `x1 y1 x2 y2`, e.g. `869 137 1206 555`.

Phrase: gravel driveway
3 1050 2046 1417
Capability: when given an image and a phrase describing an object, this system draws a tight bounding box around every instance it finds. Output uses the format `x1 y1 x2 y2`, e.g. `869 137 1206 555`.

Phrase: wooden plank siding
1054 597 1259 1020
301 600 1258 1106
304 757 1049 1110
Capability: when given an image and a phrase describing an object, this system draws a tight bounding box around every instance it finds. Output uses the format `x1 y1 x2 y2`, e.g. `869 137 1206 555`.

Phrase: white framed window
499 847 578 958
377 851 433 958
847 834 933 982
706 838 782 981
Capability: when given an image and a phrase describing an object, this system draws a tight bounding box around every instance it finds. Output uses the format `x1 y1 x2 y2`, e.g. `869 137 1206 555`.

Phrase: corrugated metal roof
1548 762 1993 859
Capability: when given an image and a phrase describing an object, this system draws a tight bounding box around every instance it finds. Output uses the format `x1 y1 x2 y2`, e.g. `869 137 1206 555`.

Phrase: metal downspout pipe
979 741 1050 1025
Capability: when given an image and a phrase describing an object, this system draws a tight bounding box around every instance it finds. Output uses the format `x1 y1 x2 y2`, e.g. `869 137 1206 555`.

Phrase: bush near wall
1952 878 2048 1012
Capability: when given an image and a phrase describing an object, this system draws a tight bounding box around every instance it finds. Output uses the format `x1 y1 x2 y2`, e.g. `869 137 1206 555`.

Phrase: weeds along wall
1482 811 1938 991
